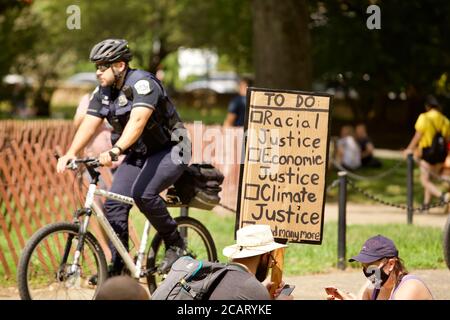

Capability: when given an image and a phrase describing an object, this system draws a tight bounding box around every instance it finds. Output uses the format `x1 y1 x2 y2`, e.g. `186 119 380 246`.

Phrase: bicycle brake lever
66 160 78 170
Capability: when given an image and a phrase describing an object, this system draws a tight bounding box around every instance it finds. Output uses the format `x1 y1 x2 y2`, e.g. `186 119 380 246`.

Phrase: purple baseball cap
349 235 399 263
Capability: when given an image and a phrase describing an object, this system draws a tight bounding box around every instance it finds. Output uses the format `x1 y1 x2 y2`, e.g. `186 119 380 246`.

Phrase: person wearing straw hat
209 224 293 300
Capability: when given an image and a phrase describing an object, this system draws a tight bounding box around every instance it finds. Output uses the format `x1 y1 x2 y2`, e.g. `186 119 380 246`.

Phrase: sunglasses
95 63 112 72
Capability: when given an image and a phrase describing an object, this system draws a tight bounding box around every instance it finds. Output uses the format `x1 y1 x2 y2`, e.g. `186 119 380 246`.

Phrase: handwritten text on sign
238 89 331 244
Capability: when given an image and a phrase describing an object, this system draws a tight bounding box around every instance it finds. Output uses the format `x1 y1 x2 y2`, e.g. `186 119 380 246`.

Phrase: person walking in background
223 76 253 127
355 123 382 168
404 95 450 209
335 125 361 171
326 235 433 300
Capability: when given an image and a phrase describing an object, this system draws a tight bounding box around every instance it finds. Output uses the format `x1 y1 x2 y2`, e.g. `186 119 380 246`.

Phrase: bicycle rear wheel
444 214 450 270
146 216 217 293
17 222 108 300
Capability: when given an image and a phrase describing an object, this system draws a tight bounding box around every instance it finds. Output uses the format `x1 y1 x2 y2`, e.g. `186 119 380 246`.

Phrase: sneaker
157 245 186 274
440 192 450 203
420 202 430 214
88 264 123 286
440 192 450 214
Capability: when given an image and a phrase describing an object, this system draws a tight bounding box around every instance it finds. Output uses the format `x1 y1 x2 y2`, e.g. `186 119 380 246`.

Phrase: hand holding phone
280 284 295 296
325 286 343 300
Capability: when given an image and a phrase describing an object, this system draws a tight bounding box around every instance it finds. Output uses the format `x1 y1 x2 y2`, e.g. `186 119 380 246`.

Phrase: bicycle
17 157 217 300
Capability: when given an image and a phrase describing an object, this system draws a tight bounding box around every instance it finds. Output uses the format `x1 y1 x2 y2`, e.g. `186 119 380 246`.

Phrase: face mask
255 255 270 282
363 262 391 289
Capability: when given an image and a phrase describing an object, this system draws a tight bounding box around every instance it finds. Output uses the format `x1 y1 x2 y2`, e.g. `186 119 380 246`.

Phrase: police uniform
87 69 191 270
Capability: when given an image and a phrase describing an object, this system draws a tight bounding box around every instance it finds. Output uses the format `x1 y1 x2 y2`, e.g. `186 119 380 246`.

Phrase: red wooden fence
0 120 241 280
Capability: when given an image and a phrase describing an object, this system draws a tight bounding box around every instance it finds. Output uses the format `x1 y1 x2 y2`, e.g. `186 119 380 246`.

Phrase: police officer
57 39 191 278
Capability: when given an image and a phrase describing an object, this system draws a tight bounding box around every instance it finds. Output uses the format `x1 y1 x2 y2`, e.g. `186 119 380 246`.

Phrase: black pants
104 144 188 270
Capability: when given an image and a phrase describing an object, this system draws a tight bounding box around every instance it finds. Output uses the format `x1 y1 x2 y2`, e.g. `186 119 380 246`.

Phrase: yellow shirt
415 109 450 149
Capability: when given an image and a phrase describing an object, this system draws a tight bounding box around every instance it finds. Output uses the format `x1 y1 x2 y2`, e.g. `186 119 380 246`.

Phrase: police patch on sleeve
134 79 152 95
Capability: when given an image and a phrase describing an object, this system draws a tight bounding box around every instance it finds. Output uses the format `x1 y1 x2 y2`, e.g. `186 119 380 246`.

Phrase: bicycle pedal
142 267 158 276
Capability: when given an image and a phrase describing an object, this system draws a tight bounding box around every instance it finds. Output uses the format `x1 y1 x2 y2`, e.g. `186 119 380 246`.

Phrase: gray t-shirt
209 264 271 300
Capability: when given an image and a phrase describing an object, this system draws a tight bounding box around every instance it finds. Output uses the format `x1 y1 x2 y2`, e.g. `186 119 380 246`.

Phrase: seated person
355 123 382 168
326 235 433 300
336 125 361 170
209 224 293 300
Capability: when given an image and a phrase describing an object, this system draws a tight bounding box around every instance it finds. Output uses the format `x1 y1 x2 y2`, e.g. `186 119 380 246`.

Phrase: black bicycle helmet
89 39 133 63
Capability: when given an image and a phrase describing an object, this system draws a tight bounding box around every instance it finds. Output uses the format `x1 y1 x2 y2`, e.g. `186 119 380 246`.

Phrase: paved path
325 203 449 229
215 202 450 229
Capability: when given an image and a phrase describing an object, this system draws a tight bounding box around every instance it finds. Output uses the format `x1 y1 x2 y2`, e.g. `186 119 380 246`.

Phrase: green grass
285 222 446 276
130 208 446 277
177 106 228 125
325 158 448 208
49 104 228 125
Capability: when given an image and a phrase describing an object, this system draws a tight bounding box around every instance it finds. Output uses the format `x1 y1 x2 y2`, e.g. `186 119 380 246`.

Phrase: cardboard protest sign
236 88 332 244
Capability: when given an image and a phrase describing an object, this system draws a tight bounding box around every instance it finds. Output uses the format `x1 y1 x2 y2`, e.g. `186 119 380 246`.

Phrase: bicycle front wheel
146 216 217 293
17 222 108 300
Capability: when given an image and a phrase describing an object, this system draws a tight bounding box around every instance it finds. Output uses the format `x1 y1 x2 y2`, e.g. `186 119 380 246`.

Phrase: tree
311 0 450 124
0 1 39 104
252 0 312 90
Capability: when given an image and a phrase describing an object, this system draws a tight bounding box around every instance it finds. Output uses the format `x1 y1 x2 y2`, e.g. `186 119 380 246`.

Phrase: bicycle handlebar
68 158 102 170
54 153 102 170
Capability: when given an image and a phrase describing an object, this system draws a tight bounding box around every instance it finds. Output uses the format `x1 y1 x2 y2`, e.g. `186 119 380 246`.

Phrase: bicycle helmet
89 39 133 63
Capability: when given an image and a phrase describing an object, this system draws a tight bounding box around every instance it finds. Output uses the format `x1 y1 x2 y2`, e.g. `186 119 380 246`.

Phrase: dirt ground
2 269 448 300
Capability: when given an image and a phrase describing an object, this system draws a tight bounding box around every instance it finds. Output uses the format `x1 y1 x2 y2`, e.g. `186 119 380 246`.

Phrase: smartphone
280 284 295 295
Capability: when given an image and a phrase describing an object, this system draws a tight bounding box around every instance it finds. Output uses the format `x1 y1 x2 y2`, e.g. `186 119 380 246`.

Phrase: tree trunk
33 84 53 117
252 0 312 90
148 37 168 74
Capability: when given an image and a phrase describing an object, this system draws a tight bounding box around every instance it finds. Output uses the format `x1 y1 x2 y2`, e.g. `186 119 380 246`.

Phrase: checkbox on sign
248 147 260 162
250 111 263 124
244 184 260 200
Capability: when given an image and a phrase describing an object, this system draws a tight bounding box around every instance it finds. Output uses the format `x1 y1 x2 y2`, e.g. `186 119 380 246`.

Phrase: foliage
310 0 450 122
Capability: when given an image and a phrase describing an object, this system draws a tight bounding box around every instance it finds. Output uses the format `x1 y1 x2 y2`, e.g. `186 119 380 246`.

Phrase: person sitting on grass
335 125 361 171
326 235 433 300
355 123 382 168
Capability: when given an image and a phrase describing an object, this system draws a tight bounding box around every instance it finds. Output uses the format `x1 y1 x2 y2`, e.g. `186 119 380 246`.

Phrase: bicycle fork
66 184 97 279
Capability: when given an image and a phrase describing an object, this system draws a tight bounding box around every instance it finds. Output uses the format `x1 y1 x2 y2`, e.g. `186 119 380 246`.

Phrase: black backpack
172 163 224 210
422 116 448 164
150 257 231 300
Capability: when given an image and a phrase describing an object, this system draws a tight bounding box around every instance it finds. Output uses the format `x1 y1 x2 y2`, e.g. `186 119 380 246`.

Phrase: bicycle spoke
24 226 104 300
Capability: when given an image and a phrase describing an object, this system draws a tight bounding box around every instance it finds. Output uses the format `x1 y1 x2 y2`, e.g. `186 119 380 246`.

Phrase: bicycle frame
75 182 150 279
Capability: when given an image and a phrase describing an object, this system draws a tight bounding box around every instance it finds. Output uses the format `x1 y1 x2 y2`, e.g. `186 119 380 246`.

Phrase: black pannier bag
172 163 224 210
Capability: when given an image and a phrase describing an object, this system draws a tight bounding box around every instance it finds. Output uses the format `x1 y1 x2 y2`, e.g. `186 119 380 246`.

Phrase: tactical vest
107 70 187 156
